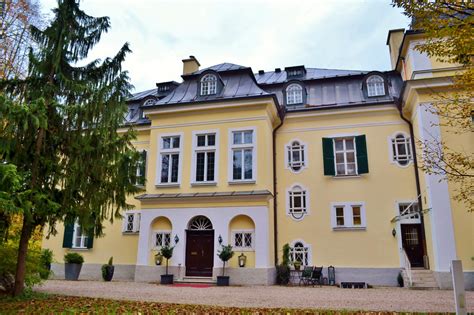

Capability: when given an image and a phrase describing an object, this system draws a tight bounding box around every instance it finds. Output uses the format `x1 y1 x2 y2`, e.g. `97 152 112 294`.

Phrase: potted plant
276 243 291 285
160 244 174 284
217 244 234 286
101 256 114 281
64 252 84 281
39 249 54 280
293 260 302 271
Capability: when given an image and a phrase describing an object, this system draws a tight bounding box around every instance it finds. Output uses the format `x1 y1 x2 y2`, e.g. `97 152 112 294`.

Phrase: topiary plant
101 256 114 281
160 244 174 275
39 249 54 280
276 243 291 285
64 252 84 264
217 244 234 276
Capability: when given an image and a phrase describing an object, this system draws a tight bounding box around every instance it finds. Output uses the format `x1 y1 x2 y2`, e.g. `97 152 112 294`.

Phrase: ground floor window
153 231 171 248
232 230 254 250
72 222 89 249
289 241 310 266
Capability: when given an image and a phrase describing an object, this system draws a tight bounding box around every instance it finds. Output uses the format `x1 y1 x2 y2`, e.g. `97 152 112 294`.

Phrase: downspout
396 95 429 269
272 105 285 266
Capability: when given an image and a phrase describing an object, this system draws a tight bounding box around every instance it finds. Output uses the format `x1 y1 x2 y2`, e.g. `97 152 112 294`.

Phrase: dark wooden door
185 230 214 277
401 224 424 267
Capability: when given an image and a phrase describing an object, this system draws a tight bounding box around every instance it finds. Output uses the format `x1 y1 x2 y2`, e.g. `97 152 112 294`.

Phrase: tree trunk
13 217 33 296
222 261 225 276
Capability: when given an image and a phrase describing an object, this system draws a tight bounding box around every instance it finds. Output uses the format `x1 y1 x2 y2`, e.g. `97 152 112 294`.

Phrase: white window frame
285 139 307 173
333 137 358 176
156 132 183 186
367 75 385 97
151 230 172 249
228 127 257 184
72 221 89 249
286 83 303 105
122 211 141 234
135 149 148 186
330 202 367 230
191 130 219 185
397 201 421 224
289 239 311 266
388 132 413 167
286 183 310 221
231 229 255 251
200 74 217 96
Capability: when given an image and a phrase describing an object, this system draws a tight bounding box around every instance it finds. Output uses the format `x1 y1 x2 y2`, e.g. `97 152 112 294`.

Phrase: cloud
40 0 410 92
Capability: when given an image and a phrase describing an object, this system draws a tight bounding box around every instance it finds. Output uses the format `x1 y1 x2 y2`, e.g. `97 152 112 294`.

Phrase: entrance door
401 224 424 267
185 230 214 277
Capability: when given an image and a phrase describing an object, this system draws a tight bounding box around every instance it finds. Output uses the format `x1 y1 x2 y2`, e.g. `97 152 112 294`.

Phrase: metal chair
299 266 314 286
308 266 323 287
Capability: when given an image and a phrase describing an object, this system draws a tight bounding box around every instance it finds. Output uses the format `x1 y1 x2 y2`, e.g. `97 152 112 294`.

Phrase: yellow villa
43 28 473 289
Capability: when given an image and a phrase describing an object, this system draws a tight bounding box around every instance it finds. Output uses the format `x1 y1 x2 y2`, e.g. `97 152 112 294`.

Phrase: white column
253 207 270 268
170 213 187 267
136 211 153 265
417 104 457 271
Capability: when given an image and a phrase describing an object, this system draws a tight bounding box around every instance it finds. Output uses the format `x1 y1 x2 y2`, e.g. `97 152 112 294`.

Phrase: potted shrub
64 252 84 281
276 243 291 285
293 260 302 271
39 249 54 280
160 244 174 284
217 244 234 286
101 257 114 281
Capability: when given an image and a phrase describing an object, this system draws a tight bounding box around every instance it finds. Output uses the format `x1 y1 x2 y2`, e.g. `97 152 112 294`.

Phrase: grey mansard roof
255 68 368 85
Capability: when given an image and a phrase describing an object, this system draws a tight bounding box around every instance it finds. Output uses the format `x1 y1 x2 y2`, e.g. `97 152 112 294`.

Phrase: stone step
175 277 216 284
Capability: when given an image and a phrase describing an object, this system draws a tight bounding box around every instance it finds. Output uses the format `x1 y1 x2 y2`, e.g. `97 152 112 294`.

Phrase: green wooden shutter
138 150 147 186
86 229 94 249
62 223 74 248
355 135 369 174
322 138 335 176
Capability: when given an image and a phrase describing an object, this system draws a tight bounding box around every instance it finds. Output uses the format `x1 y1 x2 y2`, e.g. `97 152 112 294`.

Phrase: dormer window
286 83 303 105
367 75 385 97
200 74 217 96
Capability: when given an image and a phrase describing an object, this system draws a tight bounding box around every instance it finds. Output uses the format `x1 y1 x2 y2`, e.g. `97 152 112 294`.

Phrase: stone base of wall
134 265 181 282
50 263 136 281
319 267 401 287
434 271 474 290
213 267 276 285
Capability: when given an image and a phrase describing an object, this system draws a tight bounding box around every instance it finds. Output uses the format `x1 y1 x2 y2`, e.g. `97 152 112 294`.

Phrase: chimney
182 55 200 75
386 29 405 70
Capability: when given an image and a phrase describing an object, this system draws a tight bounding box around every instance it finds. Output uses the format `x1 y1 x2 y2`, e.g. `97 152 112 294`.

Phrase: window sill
191 181 217 187
332 227 366 231
332 175 361 179
233 248 255 252
69 247 90 251
228 180 256 185
122 231 139 235
155 183 180 188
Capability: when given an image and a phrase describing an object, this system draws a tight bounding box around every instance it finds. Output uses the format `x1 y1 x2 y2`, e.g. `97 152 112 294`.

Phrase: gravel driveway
36 280 473 313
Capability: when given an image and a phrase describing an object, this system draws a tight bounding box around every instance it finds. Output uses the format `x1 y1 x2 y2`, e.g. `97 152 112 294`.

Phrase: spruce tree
0 0 140 296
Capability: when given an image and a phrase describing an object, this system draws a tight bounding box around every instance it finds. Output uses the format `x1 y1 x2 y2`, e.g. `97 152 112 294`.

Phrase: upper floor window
391 133 412 166
331 202 366 230
367 75 385 97
72 222 89 249
158 135 181 184
290 241 310 266
322 135 369 176
287 140 306 172
200 74 217 96
286 84 303 105
193 133 217 183
287 185 308 220
122 212 140 233
230 129 255 182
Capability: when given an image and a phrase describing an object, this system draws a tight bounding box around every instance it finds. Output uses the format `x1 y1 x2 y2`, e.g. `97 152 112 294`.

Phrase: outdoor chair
308 266 323 287
298 266 314 286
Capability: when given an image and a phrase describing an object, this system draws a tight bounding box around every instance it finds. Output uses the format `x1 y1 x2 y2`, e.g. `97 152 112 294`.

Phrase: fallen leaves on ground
0 294 448 314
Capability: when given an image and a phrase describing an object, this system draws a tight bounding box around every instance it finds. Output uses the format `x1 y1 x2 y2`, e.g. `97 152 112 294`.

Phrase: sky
40 0 410 93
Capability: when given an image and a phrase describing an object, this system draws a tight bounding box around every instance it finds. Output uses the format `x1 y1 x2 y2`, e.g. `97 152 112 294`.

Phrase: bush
39 249 53 280
64 253 84 264
397 271 404 287
276 265 290 285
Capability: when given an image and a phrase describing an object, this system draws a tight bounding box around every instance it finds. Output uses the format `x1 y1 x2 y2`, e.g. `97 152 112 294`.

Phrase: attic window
286 84 303 105
158 85 170 92
367 75 385 97
200 74 217 96
287 70 303 77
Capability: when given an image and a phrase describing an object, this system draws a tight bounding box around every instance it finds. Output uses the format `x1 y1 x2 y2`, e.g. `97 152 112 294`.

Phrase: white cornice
278 121 404 134
151 116 268 130
285 104 397 119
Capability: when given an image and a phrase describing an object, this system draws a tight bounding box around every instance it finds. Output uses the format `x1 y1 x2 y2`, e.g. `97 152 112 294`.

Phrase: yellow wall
276 106 418 267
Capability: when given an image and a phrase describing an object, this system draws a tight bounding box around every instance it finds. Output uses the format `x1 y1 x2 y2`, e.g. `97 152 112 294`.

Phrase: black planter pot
103 265 115 282
216 276 230 286
65 263 82 281
160 274 174 285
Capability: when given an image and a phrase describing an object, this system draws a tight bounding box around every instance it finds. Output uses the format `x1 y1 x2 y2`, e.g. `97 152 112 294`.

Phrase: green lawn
0 293 445 314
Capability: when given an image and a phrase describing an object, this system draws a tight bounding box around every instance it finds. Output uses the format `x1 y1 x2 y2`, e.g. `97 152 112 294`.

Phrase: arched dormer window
200 74 217 96
286 83 303 105
366 75 385 97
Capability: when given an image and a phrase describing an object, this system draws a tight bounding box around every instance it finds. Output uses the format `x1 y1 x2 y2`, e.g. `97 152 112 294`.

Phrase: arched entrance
186 216 214 277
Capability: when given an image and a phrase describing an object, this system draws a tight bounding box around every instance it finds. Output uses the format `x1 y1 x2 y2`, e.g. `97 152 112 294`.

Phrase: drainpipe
396 97 429 269
272 105 285 266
